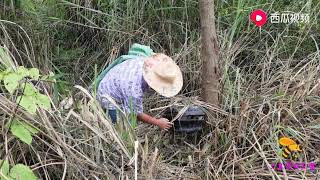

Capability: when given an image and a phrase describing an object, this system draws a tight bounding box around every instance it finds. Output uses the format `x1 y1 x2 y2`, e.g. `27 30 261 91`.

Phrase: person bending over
97 53 183 131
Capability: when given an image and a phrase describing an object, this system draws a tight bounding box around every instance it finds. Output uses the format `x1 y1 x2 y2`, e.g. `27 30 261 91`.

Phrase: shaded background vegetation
1 0 320 179
1 0 318 101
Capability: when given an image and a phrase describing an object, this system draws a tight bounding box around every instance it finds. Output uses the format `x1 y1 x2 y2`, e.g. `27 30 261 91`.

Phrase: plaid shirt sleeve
121 66 145 114
98 58 146 114
124 94 144 114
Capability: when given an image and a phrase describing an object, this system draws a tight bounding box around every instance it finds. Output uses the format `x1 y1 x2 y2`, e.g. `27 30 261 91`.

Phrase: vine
0 65 54 180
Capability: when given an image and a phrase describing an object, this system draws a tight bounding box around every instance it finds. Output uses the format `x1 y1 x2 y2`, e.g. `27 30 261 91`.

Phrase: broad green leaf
23 83 38 96
10 164 37 180
28 68 39 79
0 69 11 80
17 96 37 114
12 119 38 135
35 93 51 110
17 66 29 77
0 160 9 180
10 121 32 145
3 68 11 74
19 121 38 135
3 73 23 94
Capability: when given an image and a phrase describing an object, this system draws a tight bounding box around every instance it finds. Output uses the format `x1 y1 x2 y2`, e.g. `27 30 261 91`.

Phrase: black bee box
163 106 205 133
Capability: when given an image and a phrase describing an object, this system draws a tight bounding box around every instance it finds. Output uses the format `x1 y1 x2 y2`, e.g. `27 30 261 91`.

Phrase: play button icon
256 15 262 21
250 9 267 27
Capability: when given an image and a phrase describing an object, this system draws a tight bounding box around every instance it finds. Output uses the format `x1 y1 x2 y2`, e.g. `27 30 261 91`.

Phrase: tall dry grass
1 0 320 179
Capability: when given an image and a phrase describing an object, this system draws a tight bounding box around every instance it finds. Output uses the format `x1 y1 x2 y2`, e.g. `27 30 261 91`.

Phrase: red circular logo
250 9 267 27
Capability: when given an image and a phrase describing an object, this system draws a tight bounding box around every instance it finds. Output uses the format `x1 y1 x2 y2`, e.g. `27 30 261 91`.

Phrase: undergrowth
0 0 320 179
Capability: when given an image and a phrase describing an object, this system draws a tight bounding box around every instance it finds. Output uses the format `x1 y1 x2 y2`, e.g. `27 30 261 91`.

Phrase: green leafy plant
0 66 51 114
0 66 51 145
0 160 37 180
0 160 9 180
7 119 39 145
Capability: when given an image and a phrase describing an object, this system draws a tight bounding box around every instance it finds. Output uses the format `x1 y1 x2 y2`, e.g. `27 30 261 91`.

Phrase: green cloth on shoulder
91 43 155 92
128 43 155 57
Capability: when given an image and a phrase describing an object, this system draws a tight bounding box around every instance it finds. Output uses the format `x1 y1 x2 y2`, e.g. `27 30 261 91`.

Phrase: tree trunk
199 0 220 106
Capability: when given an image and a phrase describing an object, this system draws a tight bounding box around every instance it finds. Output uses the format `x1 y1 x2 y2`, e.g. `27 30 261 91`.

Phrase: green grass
0 0 320 179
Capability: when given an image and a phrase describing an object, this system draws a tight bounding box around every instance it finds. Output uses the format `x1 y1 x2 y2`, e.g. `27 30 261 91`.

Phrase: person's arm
124 88 173 130
137 113 173 131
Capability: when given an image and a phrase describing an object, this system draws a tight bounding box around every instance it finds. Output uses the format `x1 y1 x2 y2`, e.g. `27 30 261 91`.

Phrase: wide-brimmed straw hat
142 53 183 97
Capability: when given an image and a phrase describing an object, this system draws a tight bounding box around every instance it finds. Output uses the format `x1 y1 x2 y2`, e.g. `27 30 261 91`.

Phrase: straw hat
142 53 183 97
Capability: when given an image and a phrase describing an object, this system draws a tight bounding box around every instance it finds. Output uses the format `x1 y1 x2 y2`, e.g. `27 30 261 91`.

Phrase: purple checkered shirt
97 57 149 114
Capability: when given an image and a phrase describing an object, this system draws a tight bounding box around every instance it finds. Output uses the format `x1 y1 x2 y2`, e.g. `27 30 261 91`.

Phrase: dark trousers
108 109 117 124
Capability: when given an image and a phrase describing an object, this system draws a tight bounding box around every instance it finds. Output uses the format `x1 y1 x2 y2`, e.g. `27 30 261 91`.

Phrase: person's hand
157 118 173 131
